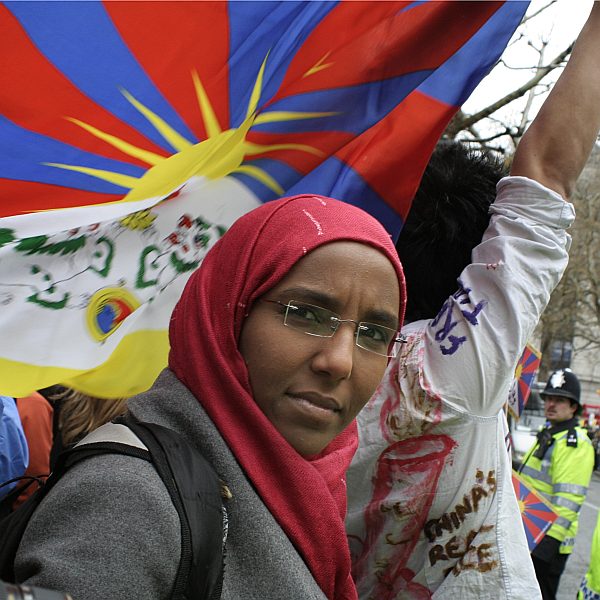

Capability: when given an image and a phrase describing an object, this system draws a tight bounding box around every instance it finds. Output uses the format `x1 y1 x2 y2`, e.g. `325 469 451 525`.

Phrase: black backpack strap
119 415 225 600
0 417 225 600
0 475 46 493
0 439 150 583
0 476 46 520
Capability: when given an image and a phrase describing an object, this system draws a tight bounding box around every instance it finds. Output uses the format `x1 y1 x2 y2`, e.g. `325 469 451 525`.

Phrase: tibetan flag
0 1 528 398
512 470 558 552
508 344 543 419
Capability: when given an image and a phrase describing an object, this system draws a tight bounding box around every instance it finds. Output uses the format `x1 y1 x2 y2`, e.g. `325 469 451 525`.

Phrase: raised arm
511 4 600 199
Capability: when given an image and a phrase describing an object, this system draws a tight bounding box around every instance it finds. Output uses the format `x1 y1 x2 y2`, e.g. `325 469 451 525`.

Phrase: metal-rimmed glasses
262 299 405 358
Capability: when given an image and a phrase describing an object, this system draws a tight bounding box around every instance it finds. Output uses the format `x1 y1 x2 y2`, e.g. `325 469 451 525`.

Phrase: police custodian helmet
541 369 581 406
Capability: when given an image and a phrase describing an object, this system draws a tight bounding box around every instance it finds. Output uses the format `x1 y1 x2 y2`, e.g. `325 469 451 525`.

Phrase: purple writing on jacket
431 282 487 356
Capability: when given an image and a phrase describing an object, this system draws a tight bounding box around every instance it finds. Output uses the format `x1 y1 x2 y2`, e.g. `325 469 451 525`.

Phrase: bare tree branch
520 0 558 25
461 129 515 145
518 40 549 138
447 44 572 136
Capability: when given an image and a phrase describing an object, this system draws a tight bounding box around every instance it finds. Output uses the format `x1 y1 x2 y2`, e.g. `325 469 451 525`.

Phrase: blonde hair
58 390 128 446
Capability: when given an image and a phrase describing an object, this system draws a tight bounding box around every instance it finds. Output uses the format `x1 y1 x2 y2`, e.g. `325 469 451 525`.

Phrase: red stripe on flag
337 90 455 222
271 1 502 100
0 5 169 166
245 129 354 173
104 2 231 140
522 514 544 540
0 179 118 218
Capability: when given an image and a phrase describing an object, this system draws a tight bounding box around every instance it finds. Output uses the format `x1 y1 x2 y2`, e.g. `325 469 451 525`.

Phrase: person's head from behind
396 141 506 323
169 195 405 457
541 368 582 425
57 389 128 445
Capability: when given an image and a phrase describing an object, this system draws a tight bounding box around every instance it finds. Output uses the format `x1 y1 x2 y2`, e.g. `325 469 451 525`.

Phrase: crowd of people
0 388 128 513
1 4 600 600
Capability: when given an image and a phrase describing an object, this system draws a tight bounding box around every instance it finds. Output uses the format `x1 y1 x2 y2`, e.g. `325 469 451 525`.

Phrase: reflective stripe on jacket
520 426 594 554
578 511 600 600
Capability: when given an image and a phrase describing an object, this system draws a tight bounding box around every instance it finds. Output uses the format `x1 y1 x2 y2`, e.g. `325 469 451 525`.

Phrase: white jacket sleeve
421 175 575 417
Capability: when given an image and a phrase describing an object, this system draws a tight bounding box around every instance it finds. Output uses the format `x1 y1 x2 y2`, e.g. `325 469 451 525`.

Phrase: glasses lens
284 301 338 337
357 323 398 357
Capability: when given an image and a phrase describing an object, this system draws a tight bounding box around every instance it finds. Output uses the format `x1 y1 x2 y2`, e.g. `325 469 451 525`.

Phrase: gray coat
15 369 327 600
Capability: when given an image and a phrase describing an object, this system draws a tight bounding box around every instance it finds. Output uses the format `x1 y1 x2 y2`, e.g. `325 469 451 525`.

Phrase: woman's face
239 241 400 456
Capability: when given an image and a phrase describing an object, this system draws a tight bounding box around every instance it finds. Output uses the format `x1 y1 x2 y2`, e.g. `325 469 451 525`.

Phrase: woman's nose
310 324 356 381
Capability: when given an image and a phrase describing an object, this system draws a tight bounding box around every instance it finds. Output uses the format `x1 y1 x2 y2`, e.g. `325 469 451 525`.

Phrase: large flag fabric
0 1 528 398
512 470 559 552
508 343 543 419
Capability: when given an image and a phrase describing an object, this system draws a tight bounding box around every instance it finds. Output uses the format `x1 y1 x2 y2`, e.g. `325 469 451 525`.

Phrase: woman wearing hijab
14 194 406 600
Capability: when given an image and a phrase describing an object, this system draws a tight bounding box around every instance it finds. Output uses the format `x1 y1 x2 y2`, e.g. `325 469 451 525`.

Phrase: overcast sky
463 0 594 123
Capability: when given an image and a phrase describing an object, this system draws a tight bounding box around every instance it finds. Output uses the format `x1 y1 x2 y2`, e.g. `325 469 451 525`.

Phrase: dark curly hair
397 141 507 323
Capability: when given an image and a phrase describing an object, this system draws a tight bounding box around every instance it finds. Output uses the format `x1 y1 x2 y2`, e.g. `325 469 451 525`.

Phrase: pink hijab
169 194 405 599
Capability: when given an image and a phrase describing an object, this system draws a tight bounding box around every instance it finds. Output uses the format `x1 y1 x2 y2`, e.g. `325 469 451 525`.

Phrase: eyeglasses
262 299 405 358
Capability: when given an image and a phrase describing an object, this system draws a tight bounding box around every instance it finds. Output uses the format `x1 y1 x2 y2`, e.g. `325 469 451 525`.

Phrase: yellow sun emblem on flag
45 55 335 205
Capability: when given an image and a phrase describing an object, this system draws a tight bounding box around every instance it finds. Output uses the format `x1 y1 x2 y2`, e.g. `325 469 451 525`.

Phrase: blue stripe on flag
230 158 301 199
252 70 431 135
398 2 429 11
285 157 404 237
419 2 527 106
5 1 197 151
226 1 337 127
231 155 402 236
0 115 141 192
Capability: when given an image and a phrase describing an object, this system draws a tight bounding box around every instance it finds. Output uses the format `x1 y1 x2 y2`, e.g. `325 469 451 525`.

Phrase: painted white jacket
346 176 575 600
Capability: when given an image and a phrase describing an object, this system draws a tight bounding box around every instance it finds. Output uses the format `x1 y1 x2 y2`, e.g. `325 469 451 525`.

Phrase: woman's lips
287 391 341 412
285 391 342 425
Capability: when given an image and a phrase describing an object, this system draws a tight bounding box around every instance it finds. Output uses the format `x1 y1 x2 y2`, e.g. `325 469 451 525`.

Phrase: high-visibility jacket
520 425 594 554
578 510 600 600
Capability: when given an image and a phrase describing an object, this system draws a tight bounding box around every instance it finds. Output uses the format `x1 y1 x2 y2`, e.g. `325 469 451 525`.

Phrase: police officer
578 510 600 600
520 369 595 600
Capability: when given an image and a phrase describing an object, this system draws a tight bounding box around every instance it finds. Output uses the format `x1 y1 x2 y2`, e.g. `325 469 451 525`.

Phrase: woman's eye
294 304 320 322
360 324 389 343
